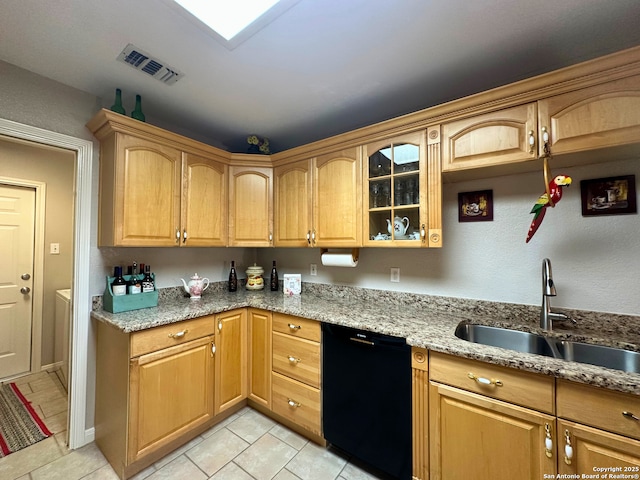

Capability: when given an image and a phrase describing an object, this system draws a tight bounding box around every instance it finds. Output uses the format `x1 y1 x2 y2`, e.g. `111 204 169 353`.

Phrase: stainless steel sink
455 322 640 374
556 340 640 374
454 323 557 358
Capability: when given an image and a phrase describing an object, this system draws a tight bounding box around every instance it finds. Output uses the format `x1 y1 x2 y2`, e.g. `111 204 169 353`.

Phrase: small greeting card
283 274 301 296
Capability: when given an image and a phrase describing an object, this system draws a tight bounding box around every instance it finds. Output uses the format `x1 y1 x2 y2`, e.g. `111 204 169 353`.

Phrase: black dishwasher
322 323 411 480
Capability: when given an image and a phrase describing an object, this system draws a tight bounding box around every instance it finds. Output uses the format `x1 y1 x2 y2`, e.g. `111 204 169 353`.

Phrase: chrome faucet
540 258 575 331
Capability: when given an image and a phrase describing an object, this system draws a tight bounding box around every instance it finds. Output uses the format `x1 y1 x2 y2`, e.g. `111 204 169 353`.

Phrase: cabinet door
229 166 273 246
274 159 313 247
429 382 556 480
313 148 362 247
128 335 214 463
364 132 426 247
538 74 640 156
215 309 248 414
441 103 537 172
558 420 640 475
247 308 271 408
181 153 227 246
110 134 182 246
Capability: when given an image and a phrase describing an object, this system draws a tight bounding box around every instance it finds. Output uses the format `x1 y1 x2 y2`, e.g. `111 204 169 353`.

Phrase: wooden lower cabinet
247 308 272 408
557 380 640 473
429 381 556 480
96 317 216 479
558 420 640 475
214 309 248 414
269 313 322 439
128 335 214 463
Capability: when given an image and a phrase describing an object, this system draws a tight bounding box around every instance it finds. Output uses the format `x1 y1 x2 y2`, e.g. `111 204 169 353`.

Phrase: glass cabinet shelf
366 138 423 243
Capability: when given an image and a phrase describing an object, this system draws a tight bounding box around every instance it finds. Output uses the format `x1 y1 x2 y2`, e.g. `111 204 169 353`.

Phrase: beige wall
0 136 75 366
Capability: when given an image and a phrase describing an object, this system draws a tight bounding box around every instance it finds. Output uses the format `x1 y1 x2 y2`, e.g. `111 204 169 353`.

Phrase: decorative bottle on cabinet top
131 94 145 122
110 88 126 115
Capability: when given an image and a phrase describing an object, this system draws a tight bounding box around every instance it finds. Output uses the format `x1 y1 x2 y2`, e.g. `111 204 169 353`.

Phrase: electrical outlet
310 263 317 276
50 243 60 255
390 267 400 282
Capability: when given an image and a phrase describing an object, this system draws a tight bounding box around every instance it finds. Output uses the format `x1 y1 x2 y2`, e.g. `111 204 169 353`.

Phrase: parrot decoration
526 175 572 243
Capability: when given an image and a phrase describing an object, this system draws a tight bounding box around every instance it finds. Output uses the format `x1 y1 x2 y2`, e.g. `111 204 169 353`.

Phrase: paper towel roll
321 252 358 267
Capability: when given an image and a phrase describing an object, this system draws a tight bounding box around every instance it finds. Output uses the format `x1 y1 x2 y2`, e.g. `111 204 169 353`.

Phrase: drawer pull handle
288 356 301 364
288 323 301 330
623 411 640 421
544 423 553 458
287 398 301 408
564 429 573 465
468 372 503 387
168 329 189 339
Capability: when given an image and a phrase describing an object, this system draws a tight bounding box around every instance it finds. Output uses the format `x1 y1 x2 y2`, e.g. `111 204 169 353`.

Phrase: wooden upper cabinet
182 153 228 247
363 131 433 248
103 134 182 247
538 74 640 157
90 110 229 247
441 103 538 172
274 159 313 247
228 165 273 246
312 147 362 247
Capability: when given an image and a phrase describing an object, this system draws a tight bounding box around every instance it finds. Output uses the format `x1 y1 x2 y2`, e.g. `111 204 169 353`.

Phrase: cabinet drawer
429 352 555 414
557 380 640 441
272 313 321 342
273 332 320 388
130 316 216 358
272 372 321 435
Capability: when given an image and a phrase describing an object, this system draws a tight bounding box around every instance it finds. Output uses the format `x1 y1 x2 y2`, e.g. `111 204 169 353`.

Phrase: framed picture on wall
458 190 493 222
580 175 637 216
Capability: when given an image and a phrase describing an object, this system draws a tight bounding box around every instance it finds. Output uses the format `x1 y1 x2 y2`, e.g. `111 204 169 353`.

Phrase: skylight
173 0 283 41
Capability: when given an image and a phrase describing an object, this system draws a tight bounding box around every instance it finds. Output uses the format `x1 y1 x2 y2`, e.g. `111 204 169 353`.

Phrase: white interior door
0 184 35 379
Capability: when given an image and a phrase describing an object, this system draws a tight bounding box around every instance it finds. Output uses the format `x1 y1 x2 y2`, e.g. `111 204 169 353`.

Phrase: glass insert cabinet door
365 132 425 244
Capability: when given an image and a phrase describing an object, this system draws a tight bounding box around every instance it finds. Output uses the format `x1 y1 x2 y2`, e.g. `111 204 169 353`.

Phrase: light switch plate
310 264 317 276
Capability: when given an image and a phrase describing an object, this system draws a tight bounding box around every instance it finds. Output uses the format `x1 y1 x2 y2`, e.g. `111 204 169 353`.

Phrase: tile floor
1 371 385 480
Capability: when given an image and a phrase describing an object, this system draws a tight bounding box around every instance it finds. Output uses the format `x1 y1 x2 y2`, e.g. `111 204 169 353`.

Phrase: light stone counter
91 283 640 396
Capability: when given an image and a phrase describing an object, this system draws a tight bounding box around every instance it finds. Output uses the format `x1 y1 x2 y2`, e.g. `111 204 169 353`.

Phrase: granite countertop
91 283 640 396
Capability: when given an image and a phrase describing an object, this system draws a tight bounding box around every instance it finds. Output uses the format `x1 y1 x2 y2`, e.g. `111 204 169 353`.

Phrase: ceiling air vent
117 44 183 85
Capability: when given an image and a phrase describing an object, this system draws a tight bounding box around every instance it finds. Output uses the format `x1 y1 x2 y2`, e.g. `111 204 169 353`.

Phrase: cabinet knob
288 355 301 364
306 230 311 245
287 398 301 408
528 130 536 154
467 372 503 387
623 411 640 421
288 323 301 330
544 423 553 458
564 429 573 465
182 229 187 243
168 329 188 339
175 228 180 244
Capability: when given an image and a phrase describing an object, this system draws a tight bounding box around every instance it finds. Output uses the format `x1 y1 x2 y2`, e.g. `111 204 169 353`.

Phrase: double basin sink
455 322 640 374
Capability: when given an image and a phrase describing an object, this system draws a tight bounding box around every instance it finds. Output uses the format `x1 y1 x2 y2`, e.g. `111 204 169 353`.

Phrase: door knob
20 287 31 294
21 273 31 280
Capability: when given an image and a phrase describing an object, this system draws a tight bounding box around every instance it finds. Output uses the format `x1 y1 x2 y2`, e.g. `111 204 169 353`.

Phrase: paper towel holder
320 248 359 263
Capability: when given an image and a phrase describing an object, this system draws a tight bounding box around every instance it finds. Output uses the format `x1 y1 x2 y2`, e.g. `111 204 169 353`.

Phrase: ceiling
2 0 640 153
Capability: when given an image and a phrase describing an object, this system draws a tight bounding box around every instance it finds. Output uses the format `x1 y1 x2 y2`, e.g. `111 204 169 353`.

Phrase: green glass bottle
131 94 145 122
110 88 126 115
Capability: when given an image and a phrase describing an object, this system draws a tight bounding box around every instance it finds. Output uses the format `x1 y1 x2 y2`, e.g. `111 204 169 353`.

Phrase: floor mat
0 382 52 457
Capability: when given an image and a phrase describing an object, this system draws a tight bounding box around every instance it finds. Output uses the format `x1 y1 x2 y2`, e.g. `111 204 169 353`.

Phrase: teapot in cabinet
386 216 410 237
181 273 210 299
